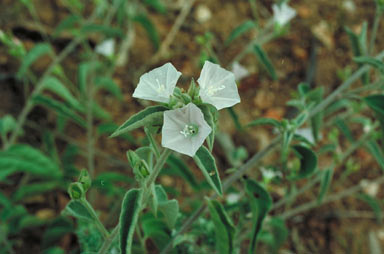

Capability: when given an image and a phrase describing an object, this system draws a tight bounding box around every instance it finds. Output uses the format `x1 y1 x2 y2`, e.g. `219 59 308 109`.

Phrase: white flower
295 128 315 144
272 2 296 26
161 103 212 156
133 62 182 103
95 39 115 57
231 61 249 81
197 61 241 110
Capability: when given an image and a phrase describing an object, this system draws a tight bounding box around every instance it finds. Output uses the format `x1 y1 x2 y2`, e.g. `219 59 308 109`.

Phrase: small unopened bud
68 182 85 200
78 169 91 191
127 150 150 180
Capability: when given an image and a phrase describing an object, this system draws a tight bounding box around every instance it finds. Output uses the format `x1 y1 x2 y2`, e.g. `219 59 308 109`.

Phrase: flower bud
68 182 85 200
78 169 91 192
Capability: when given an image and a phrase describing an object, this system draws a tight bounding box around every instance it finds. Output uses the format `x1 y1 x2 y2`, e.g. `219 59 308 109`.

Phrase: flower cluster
133 61 241 156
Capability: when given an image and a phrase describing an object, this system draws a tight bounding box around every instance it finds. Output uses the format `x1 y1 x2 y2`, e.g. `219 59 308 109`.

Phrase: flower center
206 85 225 96
155 78 166 94
180 124 199 138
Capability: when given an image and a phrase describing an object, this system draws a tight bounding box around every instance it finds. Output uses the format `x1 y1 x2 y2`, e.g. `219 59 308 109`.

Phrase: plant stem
81 198 109 240
97 148 172 254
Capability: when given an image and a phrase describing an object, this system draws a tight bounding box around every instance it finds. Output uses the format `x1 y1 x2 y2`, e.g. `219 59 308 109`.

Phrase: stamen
155 78 166 93
180 124 199 138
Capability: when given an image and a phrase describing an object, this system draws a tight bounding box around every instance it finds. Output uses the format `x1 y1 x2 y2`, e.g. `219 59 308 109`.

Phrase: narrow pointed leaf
207 199 235 254
32 95 86 127
225 20 256 45
317 167 334 203
246 118 281 128
120 189 142 254
364 95 384 137
17 43 52 79
111 105 168 137
42 76 81 110
158 199 179 228
133 14 159 50
366 139 384 170
193 146 223 196
253 45 277 80
245 179 272 254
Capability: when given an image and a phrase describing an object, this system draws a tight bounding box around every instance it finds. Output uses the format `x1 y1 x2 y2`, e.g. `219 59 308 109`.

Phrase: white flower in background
133 62 182 103
95 39 115 57
272 2 296 26
162 103 211 156
295 128 315 144
231 61 249 81
197 61 241 110
226 193 241 204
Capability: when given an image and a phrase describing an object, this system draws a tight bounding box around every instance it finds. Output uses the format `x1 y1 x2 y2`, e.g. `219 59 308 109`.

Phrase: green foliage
17 43 52 79
317 167 334 203
0 144 61 181
111 105 169 137
207 199 235 254
290 145 318 180
193 146 223 196
226 20 256 46
245 179 272 254
246 117 281 128
253 44 277 80
120 189 142 254
133 14 160 51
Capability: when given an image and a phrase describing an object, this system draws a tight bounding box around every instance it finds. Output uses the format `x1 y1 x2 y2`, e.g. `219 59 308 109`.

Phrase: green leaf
358 193 382 223
225 20 256 46
32 95 86 127
268 217 289 253
246 118 281 128
0 144 61 181
165 154 199 190
141 215 171 249
317 167 334 203
94 76 123 101
335 117 354 142
53 14 81 37
119 189 142 254
17 43 52 79
207 199 235 254
193 146 223 196
354 56 384 73
364 95 384 137
0 114 17 136
42 76 82 110
80 24 123 38
245 179 272 254
366 139 384 171
64 200 93 221
12 181 60 202
253 44 277 80
110 105 168 137
158 199 179 229
133 14 160 51
78 62 100 94
144 0 167 14
199 104 218 151
292 145 318 180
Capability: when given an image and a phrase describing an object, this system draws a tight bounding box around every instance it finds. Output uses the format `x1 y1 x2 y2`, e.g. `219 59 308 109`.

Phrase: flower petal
272 3 296 26
161 103 212 156
133 62 182 103
197 61 241 110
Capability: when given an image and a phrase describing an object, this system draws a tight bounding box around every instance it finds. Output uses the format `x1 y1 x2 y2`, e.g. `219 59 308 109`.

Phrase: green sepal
111 105 169 137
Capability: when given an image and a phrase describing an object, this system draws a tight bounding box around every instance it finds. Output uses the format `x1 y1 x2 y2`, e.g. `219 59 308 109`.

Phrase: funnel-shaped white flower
272 2 296 26
161 103 212 157
197 61 240 110
133 63 182 103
